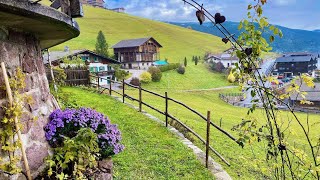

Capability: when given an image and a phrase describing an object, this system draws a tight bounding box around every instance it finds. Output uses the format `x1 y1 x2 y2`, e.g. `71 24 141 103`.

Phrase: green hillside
52 5 229 62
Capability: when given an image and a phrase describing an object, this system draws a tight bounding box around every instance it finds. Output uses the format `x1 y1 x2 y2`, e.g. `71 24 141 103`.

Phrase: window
94 57 98 62
142 63 144 66
99 66 105 71
108 66 112 71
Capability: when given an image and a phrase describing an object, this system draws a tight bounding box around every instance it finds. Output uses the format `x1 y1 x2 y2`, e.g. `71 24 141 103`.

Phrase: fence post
165 92 168 127
97 76 100 89
206 111 211 168
139 83 142 112
109 80 112 96
122 79 125 103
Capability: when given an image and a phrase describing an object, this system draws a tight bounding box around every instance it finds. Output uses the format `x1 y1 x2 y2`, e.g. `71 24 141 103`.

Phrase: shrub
130 77 140 86
159 63 180 72
177 65 186 74
148 66 162 82
47 128 99 179
140 72 152 83
45 108 124 158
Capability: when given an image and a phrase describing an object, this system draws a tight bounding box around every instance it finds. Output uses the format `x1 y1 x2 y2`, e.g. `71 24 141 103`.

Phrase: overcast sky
106 0 320 31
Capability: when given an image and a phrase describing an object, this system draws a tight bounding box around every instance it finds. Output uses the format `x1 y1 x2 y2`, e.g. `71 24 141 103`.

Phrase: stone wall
0 28 58 179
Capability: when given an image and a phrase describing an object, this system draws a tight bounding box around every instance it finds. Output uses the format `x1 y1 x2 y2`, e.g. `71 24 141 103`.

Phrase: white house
207 48 239 68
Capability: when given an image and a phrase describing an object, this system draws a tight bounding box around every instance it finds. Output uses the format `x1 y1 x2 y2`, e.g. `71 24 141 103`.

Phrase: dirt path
181 86 237 92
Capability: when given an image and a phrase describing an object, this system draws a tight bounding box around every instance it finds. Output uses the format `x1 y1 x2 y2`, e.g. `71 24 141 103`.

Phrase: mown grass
60 87 214 179
120 86 320 179
142 63 233 90
47 4 229 63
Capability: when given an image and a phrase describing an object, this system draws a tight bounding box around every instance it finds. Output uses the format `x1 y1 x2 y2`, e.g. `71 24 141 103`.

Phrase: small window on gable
94 57 98 62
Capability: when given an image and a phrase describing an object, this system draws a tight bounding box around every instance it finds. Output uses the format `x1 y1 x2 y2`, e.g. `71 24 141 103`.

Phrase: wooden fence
46 67 90 86
90 75 240 167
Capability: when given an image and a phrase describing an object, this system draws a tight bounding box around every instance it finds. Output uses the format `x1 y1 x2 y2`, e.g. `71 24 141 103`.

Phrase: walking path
182 86 237 92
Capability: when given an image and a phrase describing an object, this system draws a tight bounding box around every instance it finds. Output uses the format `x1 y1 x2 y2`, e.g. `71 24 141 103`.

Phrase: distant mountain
169 21 320 53
314 29 320 33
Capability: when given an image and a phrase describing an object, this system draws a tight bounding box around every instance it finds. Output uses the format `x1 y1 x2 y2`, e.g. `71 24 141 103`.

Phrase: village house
289 83 320 109
81 0 105 8
110 7 125 13
206 48 239 68
43 49 120 85
112 37 162 69
273 53 318 78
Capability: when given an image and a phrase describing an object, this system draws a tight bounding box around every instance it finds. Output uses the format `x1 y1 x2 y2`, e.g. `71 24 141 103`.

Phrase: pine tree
95 30 109 57
195 56 198 65
184 57 187 67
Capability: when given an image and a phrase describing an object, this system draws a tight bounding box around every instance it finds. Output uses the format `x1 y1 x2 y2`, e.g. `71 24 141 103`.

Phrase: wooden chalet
43 49 120 85
112 37 162 69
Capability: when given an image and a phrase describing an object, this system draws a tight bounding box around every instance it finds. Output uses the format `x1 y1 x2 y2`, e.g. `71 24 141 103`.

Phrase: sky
106 0 320 31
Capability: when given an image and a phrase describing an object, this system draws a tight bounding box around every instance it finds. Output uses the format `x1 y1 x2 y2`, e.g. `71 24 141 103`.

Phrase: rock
25 144 49 172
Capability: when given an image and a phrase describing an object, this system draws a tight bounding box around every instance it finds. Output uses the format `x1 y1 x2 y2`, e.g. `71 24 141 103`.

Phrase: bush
140 72 152 83
130 77 140 86
177 65 186 74
148 66 162 82
47 128 99 179
159 63 180 72
45 108 124 158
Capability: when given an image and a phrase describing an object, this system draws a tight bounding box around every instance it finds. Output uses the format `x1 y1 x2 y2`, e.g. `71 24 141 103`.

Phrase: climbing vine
0 68 33 175
183 0 319 179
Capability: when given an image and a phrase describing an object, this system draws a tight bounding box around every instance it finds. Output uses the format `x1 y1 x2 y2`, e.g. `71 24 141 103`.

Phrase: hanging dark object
196 10 205 25
222 37 229 44
245 48 253 56
214 13 226 24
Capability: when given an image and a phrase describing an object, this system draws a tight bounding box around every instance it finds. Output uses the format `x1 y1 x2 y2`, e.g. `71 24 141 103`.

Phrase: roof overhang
0 0 80 49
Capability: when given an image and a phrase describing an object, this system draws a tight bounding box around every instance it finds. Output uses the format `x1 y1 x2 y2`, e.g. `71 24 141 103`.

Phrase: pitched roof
112 37 162 49
276 53 317 63
43 49 120 64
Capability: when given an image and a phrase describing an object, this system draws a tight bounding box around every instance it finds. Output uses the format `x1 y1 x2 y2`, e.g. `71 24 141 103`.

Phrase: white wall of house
122 62 152 70
89 62 111 72
209 58 238 68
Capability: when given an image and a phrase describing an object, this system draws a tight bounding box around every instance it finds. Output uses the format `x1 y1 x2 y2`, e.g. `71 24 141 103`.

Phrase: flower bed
45 108 124 158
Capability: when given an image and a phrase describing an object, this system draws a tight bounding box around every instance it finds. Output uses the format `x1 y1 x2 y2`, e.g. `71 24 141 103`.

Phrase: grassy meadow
41 2 319 179
48 4 229 63
60 87 214 179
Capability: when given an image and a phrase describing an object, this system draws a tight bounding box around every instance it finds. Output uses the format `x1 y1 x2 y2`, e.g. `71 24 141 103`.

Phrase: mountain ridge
168 21 320 53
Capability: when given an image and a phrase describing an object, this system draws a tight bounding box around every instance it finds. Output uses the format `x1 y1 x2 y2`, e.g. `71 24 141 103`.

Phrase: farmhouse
110 7 125 13
206 48 239 68
81 0 105 8
43 49 120 85
273 53 318 77
112 37 162 69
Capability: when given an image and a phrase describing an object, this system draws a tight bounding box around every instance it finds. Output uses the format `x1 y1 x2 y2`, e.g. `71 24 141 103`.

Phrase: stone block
25 144 49 172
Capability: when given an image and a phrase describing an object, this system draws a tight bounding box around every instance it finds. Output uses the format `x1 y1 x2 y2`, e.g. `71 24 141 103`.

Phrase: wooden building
112 37 162 69
274 53 318 77
43 49 120 85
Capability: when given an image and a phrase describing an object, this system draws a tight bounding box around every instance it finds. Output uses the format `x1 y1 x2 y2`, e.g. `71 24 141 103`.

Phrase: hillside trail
181 86 237 92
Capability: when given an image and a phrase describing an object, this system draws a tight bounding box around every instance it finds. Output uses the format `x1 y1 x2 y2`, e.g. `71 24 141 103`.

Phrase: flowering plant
45 108 124 158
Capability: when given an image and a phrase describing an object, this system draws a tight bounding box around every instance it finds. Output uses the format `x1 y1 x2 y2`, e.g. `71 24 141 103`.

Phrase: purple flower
44 108 124 157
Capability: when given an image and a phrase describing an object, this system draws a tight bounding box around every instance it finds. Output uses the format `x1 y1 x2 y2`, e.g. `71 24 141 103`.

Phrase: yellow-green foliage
50 5 228 63
140 72 152 83
0 68 32 174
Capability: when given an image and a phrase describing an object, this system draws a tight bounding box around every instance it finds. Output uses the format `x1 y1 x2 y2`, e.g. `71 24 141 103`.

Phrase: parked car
277 75 284 79
282 78 291 83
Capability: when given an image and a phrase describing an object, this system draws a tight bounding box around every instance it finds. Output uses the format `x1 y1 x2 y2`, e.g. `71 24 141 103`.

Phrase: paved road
125 69 145 82
241 59 275 106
